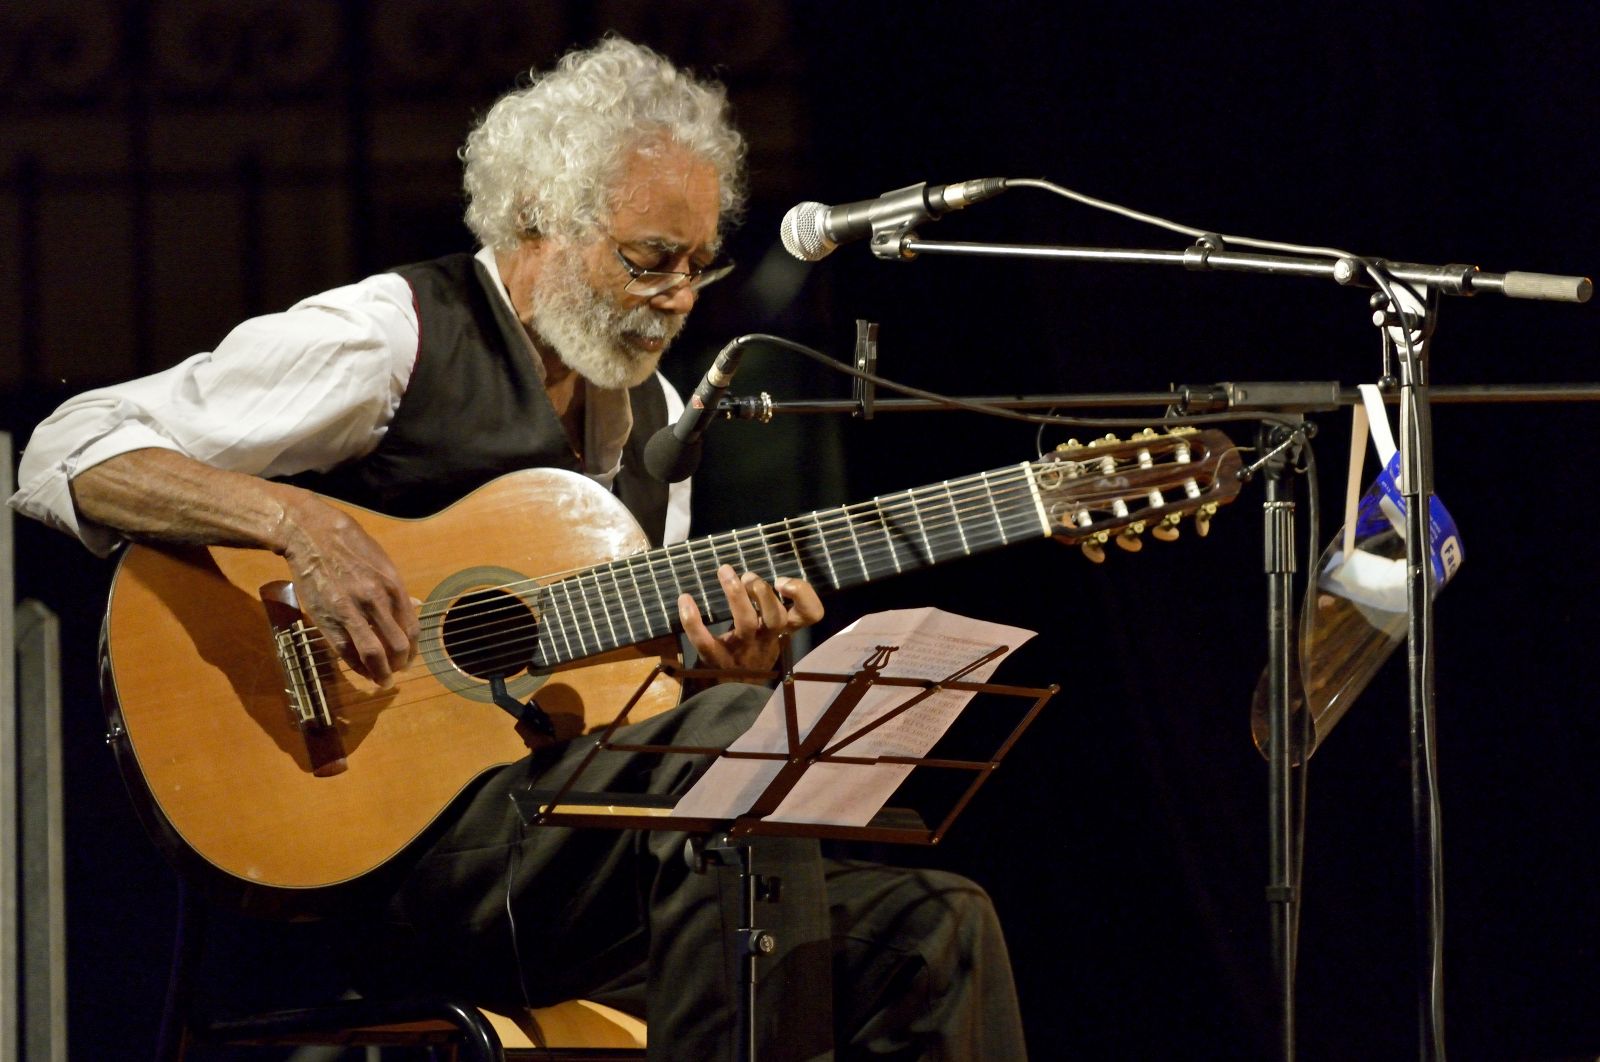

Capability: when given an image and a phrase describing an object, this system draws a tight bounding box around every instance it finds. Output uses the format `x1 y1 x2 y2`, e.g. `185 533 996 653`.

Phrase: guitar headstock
1032 428 1244 562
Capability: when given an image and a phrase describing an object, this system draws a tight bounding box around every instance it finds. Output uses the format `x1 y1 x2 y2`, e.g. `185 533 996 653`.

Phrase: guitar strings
301 457 1118 666
288 448 1219 689
283 467 1056 697
294 454 1209 697
277 445 1225 710
420 441 1219 655
409 441 1213 640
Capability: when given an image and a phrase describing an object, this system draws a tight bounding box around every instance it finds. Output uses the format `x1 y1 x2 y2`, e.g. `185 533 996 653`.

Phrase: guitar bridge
273 622 333 728
260 581 347 777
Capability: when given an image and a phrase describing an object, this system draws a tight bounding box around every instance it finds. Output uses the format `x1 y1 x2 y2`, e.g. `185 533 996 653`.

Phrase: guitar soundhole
439 588 541 679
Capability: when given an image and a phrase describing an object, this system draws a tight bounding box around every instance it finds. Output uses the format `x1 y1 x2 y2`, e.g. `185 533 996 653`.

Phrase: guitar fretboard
528 462 1050 668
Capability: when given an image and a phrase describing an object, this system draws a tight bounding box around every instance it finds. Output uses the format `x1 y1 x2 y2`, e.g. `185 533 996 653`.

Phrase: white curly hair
461 37 747 252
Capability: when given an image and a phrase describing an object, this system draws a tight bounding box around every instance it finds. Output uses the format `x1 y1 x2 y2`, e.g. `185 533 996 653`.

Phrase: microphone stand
738 228 1591 1062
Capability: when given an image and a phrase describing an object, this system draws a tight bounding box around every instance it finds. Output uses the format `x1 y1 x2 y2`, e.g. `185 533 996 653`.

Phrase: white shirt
9 247 691 555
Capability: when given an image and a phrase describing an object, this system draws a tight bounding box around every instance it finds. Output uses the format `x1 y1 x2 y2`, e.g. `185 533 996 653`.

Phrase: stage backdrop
3 3 1596 1059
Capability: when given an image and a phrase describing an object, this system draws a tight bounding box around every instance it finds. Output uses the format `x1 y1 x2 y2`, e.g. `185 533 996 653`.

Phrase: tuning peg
1151 514 1181 542
1115 528 1143 552
1194 503 1216 537
1079 527 1110 563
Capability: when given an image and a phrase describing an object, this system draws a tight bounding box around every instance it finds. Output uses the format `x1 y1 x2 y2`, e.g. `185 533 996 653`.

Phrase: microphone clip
864 182 936 261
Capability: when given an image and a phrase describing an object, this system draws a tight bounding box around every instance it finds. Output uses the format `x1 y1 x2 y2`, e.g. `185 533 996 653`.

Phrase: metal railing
1 431 68 1062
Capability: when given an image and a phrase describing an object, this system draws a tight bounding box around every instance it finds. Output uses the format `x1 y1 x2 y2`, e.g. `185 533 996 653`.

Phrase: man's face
528 144 722 389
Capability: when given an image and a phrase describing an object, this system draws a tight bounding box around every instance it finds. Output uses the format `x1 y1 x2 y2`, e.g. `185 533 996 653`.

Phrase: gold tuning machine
1080 529 1110 564
1151 513 1182 542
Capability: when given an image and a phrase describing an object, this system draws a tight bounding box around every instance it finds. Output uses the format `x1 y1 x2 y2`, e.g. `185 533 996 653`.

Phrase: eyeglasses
613 245 735 297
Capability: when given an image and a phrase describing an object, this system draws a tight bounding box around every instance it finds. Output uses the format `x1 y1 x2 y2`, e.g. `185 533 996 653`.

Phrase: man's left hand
678 564 824 676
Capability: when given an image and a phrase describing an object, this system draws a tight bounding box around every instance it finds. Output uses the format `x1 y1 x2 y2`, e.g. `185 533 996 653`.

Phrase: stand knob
742 928 777 956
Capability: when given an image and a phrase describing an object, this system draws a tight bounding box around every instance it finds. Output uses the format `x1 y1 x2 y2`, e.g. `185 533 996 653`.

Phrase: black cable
505 825 536 1012
737 332 1297 432
1290 439 1319 980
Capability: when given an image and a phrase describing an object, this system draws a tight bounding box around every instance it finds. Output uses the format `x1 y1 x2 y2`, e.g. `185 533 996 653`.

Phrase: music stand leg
692 833 780 1062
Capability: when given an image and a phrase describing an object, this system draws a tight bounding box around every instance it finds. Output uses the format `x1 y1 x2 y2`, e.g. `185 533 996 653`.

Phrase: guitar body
102 468 681 905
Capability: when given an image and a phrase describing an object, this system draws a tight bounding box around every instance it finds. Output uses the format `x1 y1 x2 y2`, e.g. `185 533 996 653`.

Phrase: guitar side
102 468 681 904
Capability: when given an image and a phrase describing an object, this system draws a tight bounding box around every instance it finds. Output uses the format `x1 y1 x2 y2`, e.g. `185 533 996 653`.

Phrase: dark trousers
359 685 1026 1060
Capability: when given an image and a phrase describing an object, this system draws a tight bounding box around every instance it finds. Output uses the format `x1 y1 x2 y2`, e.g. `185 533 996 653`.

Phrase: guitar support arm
487 675 556 742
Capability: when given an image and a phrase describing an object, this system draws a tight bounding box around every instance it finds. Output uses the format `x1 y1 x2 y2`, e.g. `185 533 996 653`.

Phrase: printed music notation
672 608 1035 826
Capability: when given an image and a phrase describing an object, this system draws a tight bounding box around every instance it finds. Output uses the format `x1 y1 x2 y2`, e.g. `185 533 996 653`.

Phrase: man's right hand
275 492 420 688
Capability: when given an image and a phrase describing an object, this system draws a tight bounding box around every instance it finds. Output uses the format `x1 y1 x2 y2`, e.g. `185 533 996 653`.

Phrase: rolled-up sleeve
9 272 419 555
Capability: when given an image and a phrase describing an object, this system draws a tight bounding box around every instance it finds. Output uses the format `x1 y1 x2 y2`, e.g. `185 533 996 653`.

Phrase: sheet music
671 607 1035 826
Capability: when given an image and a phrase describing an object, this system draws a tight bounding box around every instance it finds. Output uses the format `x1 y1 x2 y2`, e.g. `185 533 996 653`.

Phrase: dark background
4 2 1597 1059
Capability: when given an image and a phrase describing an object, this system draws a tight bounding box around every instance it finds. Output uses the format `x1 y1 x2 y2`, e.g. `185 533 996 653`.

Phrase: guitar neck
531 462 1049 668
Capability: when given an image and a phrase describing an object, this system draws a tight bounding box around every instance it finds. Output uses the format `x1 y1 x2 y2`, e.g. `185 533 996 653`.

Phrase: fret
556 579 589 658
578 575 611 650
754 525 780 582
606 563 638 643
847 496 896 578
638 551 674 629
778 517 810 583
618 555 653 634
872 497 904 575
1019 461 1053 537
535 584 565 662
663 540 703 629
975 471 1008 548
991 465 1051 542
680 538 713 607
660 541 693 602
534 621 559 671
903 485 935 564
943 480 972 556
825 508 864 588
596 571 626 648
724 526 768 583
711 531 743 583
842 502 869 577
801 512 840 590
721 530 750 574
880 490 928 571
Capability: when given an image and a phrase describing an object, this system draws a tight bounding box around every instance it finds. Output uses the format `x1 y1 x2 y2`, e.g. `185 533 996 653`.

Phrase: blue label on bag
1353 452 1464 586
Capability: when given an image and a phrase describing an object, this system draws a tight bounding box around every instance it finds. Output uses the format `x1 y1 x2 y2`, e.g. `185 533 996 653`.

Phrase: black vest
287 254 672 545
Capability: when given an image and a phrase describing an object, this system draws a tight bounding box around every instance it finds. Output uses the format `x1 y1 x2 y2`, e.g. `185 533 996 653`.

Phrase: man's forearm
69 447 303 554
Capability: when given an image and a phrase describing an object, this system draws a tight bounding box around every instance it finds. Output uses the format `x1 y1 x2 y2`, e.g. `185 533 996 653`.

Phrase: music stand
510 636 1057 1062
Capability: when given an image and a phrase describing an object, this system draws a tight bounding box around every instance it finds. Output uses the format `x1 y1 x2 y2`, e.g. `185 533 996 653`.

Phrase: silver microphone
779 178 1008 262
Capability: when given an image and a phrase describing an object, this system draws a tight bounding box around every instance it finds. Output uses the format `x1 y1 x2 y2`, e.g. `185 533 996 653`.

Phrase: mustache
619 304 684 341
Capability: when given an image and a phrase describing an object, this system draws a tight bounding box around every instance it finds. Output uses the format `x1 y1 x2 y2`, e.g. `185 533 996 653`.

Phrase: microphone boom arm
896 235 1592 303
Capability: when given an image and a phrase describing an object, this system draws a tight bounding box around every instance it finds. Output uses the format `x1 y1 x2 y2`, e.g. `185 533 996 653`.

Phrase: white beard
527 247 683 390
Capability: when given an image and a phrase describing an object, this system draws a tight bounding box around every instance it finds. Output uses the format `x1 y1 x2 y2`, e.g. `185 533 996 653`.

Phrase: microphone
780 178 1008 262
644 337 751 483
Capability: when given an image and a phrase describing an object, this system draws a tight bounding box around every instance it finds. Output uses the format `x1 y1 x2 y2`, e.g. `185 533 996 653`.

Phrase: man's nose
650 280 698 315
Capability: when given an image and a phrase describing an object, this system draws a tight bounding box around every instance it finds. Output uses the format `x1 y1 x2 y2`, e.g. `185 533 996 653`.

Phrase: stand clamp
688 832 784 1062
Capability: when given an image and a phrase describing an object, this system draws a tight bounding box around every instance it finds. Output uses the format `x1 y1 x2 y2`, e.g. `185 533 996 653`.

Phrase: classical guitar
102 429 1241 899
